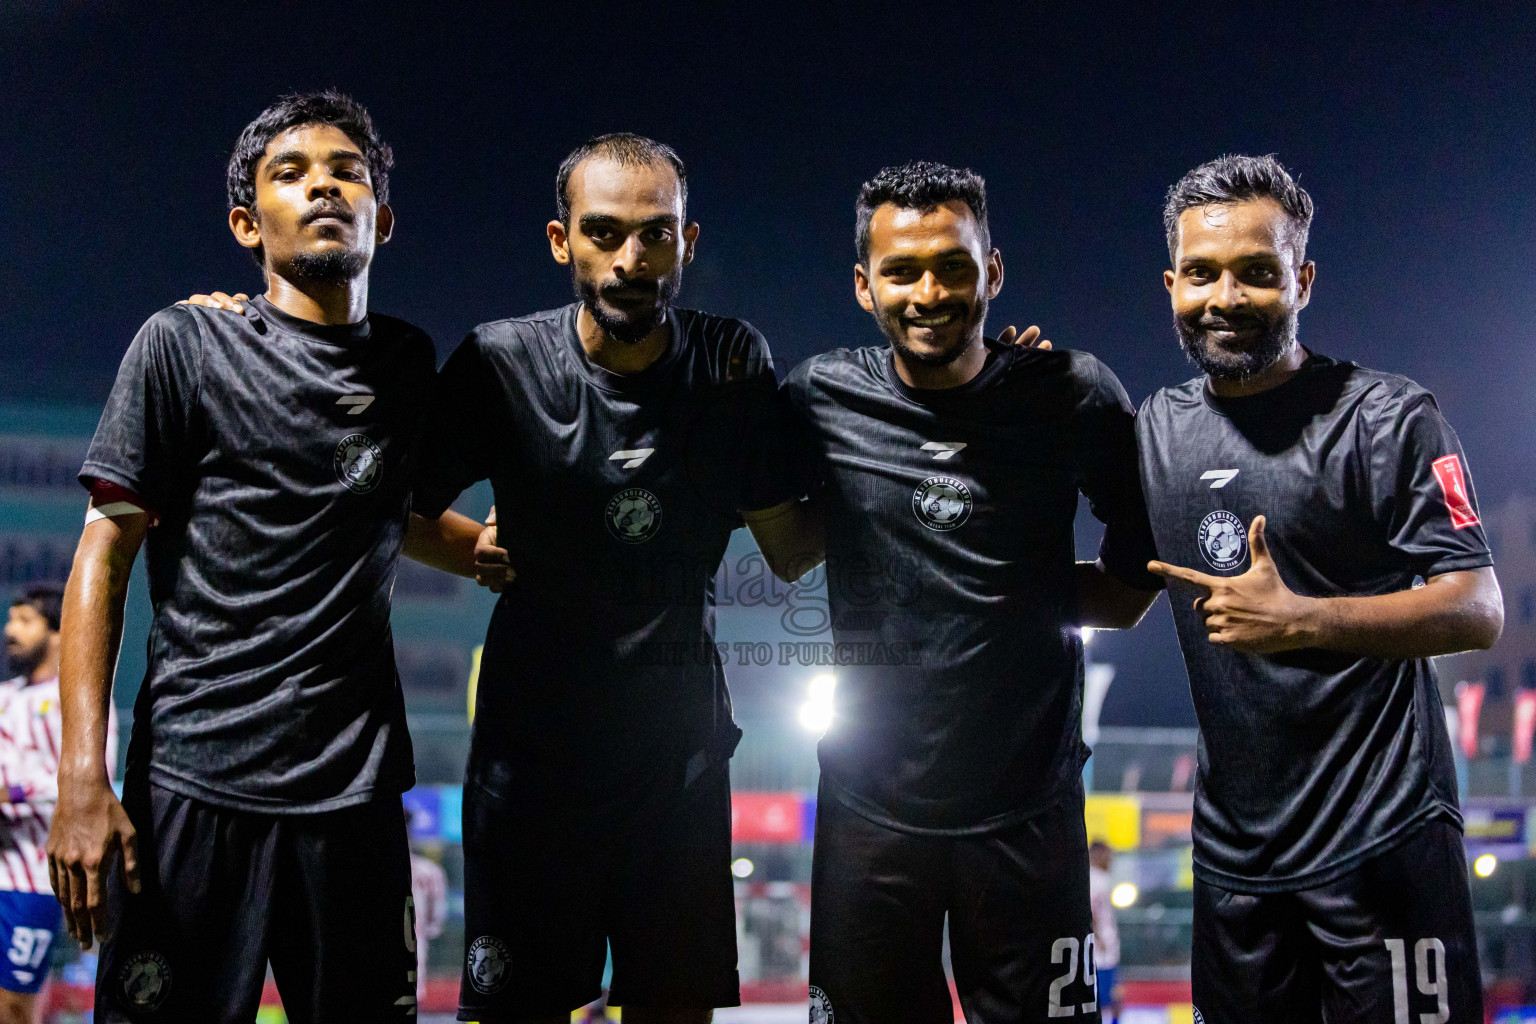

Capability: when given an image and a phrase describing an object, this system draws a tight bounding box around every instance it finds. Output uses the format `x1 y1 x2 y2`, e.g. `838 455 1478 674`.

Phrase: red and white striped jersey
0 675 118 893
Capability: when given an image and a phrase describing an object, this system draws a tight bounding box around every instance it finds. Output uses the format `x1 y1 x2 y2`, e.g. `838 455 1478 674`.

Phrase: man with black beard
772 162 1161 1024
1138 154 1503 1023
412 134 802 1023
49 92 492 1022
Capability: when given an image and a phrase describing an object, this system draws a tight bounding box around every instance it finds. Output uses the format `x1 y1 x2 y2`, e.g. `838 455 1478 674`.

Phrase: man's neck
264 270 369 326
28 654 58 685
577 304 669 375
1207 342 1308 399
891 333 989 391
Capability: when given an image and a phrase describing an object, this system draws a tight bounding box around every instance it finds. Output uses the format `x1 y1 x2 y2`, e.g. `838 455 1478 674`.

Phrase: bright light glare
1081 627 1097 644
1473 854 1498 878
798 673 836 733
731 857 755 879
1110 882 1138 908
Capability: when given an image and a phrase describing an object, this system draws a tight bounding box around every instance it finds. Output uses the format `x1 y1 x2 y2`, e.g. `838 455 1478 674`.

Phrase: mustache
599 279 659 297
1193 313 1269 331
301 201 355 226
898 303 969 323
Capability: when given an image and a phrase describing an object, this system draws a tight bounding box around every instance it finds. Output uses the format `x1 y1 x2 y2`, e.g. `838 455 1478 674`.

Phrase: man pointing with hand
1137 155 1502 1024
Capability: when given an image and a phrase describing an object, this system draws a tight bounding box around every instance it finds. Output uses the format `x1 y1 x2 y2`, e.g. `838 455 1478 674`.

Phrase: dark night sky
4 4 1533 725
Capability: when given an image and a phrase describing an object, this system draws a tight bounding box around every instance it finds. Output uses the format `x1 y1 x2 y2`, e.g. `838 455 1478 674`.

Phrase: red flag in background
1455 682 1485 759
1514 690 1536 765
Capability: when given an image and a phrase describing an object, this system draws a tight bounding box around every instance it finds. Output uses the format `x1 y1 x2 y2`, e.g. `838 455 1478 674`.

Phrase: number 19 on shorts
1386 938 1449 1024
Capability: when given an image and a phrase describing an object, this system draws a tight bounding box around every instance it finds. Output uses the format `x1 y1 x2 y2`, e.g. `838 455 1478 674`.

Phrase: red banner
731 792 805 843
1515 690 1536 764
1456 681 1484 759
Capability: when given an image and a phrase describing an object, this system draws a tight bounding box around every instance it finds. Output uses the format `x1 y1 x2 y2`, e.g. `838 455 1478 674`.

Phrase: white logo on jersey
609 448 655 470
336 394 375 415
1198 510 1248 571
913 476 973 531
1200 469 1239 488
920 441 967 461
334 434 383 494
809 985 835 1024
607 488 663 544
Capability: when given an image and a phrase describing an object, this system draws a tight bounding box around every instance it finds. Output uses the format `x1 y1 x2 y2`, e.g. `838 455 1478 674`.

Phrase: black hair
225 90 393 213
1163 154 1313 266
855 161 990 265
555 133 688 224
12 584 63 632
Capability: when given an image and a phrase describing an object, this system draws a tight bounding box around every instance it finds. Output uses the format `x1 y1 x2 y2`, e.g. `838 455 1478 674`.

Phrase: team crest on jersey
912 476 972 532
467 935 510 994
118 949 172 1012
607 487 663 544
333 433 383 494
1198 510 1247 571
809 985 834 1023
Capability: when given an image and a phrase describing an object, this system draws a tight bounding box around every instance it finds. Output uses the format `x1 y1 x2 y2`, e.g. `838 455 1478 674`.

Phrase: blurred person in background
410 844 448 1008
2 585 115 1023
1088 840 1120 1023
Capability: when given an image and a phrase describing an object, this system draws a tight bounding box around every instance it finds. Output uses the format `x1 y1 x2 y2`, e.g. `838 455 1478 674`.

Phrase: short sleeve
1074 357 1162 591
411 331 496 518
725 326 802 513
778 361 828 499
1370 385 1492 577
79 308 203 512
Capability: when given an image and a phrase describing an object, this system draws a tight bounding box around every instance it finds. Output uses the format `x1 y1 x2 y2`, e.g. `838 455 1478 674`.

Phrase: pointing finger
1148 561 1217 589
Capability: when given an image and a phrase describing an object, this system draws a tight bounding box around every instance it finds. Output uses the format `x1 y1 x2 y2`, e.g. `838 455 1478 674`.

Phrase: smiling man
48 92 488 1023
411 134 800 1024
774 162 1161 1024
1139 154 1503 1023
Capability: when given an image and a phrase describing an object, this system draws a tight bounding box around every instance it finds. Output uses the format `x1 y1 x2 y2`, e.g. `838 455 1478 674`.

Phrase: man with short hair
48 91 489 1023
412 133 800 1023
1140 154 1502 1023
772 161 1160 1024
0 585 115 1023
1087 840 1120 1024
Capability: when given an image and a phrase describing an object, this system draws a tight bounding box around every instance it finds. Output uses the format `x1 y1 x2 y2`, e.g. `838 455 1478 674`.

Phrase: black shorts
809 782 1101 1024
96 780 415 1023
1192 818 1482 1024
458 759 740 1019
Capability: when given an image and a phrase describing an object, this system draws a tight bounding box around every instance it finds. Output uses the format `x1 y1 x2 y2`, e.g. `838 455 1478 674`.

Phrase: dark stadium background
3 4 1536 1020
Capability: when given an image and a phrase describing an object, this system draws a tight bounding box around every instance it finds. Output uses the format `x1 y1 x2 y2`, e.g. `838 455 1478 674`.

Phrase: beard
4 639 45 679
1174 307 1298 382
287 246 369 284
874 293 989 369
575 269 683 344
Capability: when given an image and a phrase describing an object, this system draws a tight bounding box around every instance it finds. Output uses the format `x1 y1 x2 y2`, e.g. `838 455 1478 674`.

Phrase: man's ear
1164 268 1176 294
229 206 261 251
547 220 571 265
375 203 394 245
682 221 700 266
853 262 875 313
1295 260 1316 311
986 248 1004 300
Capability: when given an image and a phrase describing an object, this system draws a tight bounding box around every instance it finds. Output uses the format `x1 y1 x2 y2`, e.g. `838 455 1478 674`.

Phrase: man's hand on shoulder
178 291 248 313
998 324 1052 350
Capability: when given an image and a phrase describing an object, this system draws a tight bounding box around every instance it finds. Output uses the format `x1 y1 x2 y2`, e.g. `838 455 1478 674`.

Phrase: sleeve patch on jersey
1431 454 1479 530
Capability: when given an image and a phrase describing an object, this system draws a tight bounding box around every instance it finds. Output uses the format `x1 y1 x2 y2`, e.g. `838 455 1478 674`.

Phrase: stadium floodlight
1473 854 1497 878
799 673 837 734
731 857 755 879
1110 882 1138 908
